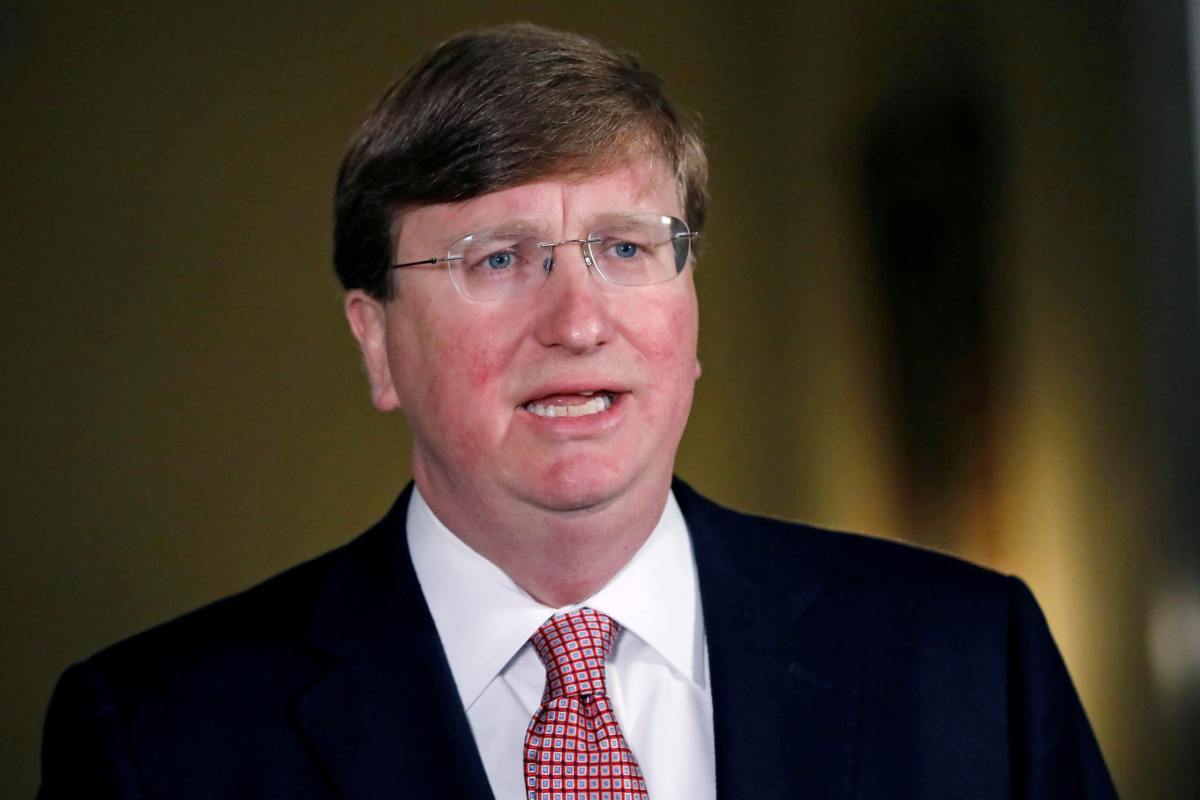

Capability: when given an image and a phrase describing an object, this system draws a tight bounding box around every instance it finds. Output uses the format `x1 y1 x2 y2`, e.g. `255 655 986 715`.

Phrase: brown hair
333 22 708 299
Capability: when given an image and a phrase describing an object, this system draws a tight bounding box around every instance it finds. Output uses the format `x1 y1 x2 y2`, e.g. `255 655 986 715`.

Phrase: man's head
339 24 707 548
333 22 707 300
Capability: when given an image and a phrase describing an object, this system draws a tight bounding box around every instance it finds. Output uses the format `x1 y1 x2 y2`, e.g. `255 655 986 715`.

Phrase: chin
521 461 639 514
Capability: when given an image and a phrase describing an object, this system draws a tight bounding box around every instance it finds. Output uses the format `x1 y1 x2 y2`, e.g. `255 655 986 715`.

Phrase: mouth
522 390 619 419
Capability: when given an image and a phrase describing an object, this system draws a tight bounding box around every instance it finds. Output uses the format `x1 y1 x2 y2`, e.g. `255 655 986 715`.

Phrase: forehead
395 159 682 251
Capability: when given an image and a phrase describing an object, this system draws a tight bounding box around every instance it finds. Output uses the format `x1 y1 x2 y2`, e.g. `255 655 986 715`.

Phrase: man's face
345 158 700 520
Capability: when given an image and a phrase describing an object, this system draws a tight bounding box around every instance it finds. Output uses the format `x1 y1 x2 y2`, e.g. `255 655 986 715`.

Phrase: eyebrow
457 211 661 241
456 217 547 240
587 211 651 227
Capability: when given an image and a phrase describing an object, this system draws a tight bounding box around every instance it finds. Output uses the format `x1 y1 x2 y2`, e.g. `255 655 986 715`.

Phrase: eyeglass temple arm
391 255 463 270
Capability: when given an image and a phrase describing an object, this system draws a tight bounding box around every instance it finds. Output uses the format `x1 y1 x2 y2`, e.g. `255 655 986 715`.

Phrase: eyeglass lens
447 213 693 301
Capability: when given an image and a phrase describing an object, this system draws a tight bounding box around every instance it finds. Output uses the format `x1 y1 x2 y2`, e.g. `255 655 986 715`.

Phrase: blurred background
2 1 1197 797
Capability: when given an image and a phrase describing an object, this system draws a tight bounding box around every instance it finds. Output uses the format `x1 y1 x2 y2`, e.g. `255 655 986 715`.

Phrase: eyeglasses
391 212 699 302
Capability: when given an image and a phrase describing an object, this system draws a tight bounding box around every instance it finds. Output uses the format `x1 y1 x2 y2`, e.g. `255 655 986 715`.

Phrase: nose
534 241 613 352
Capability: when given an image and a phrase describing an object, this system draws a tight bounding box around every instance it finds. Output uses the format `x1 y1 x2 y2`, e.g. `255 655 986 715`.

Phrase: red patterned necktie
524 607 650 800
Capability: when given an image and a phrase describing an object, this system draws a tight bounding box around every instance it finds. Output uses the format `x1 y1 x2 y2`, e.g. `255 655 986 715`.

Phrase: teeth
525 394 613 418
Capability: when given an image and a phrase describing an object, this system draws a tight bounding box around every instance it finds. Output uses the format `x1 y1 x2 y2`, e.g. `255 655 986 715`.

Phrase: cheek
628 292 700 421
406 309 510 397
412 316 516 440
466 342 506 393
637 293 699 368
451 322 516 401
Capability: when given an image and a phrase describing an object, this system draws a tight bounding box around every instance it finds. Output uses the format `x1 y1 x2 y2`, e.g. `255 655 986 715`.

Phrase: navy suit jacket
40 480 1117 798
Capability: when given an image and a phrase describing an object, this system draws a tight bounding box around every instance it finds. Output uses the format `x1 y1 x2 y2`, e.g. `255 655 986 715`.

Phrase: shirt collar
406 485 705 710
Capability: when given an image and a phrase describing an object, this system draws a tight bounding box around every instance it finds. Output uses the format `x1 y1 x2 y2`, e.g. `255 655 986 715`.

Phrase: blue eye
613 241 639 259
486 251 515 270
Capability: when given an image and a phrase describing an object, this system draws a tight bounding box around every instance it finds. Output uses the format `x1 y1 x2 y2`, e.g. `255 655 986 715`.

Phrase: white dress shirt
406 486 716 800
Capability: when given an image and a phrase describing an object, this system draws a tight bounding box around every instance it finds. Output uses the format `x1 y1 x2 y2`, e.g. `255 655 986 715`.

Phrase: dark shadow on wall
861 65 1004 556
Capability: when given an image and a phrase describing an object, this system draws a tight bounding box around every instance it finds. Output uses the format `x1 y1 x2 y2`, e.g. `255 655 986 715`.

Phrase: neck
413 469 670 607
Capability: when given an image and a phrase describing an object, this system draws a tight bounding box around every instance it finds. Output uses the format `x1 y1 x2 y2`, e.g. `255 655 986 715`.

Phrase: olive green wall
2 1 1192 797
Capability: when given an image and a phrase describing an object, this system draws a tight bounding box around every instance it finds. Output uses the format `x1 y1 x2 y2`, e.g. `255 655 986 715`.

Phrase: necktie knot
529 607 619 701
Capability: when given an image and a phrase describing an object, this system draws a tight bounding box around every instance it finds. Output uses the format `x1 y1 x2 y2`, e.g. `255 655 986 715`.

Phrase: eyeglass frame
389 213 700 301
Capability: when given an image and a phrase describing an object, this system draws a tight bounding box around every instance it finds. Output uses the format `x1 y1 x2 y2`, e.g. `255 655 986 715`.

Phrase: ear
694 357 702 381
343 290 401 412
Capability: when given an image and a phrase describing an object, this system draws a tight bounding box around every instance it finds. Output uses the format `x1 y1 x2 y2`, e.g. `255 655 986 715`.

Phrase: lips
521 388 622 419
524 392 614 418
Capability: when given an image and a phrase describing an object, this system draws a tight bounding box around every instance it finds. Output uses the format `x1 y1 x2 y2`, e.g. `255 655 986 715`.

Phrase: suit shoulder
674 478 1014 606
79 512 397 690
86 550 325 678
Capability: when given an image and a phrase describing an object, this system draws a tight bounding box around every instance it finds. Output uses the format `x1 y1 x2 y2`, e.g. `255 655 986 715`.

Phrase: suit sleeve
1006 577 1119 799
39 662 146 800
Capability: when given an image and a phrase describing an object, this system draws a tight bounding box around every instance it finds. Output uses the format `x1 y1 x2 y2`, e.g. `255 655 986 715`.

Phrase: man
40 23 1117 800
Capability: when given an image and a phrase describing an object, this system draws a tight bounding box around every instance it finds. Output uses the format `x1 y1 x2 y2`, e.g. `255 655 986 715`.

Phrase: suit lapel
677 481 862 800
293 488 495 800
289 480 863 799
